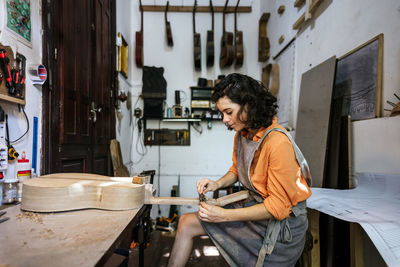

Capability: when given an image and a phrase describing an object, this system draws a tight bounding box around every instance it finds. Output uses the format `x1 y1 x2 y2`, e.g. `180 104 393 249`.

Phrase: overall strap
263 128 312 187
255 128 310 266
255 201 307 267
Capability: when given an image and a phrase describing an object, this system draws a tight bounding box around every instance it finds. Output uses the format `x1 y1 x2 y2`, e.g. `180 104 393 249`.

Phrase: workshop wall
117 0 400 218
116 0 263 216
0 0 43 180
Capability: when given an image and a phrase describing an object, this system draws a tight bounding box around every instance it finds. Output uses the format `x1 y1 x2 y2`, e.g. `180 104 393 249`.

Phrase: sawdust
16 212 44 224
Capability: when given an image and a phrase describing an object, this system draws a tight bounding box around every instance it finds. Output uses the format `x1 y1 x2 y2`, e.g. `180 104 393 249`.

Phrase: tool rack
0 43 25 105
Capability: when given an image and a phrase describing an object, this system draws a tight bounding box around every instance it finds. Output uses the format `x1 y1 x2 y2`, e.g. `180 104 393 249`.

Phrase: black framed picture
334 34 383 121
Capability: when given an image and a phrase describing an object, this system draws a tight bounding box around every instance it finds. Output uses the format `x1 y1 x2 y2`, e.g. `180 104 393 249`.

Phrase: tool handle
0 49 12 84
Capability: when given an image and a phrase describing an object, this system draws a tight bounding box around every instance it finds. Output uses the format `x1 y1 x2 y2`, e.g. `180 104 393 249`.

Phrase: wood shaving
16 212 43 224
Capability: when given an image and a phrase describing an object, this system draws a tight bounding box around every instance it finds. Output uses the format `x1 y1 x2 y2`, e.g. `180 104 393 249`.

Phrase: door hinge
54 48 57 61
110 90 113 98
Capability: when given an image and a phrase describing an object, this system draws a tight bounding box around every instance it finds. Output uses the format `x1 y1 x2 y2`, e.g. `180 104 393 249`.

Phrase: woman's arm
198 202 273 222
197 171 238 194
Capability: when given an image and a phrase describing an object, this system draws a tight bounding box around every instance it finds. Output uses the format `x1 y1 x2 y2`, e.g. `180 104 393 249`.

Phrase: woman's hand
196 178 219 194
198 202 229 223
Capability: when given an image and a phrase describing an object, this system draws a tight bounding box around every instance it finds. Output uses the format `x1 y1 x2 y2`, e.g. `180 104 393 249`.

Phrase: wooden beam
141 5 251 13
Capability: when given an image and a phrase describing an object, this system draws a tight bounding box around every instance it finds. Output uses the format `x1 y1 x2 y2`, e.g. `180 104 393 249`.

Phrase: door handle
89 101 102 123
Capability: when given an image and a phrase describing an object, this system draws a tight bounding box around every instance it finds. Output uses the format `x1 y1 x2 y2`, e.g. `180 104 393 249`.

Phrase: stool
213 186 234 198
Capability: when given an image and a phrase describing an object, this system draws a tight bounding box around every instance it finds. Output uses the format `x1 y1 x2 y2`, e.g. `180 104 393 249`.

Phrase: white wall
117 0 400 218
0 0 43 180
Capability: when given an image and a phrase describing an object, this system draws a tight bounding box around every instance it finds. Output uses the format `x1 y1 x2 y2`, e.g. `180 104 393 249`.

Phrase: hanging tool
0 49 14 95
11 53 26 99
5 115 19 161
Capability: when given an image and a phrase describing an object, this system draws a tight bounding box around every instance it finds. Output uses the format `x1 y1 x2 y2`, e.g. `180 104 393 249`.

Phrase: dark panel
93 157 107 174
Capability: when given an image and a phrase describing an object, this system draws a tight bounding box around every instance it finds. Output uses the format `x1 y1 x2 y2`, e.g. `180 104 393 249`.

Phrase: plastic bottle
15 152 31 202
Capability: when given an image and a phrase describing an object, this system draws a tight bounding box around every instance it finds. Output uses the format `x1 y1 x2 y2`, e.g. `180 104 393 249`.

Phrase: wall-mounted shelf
162 118 201 122
141 5 251 13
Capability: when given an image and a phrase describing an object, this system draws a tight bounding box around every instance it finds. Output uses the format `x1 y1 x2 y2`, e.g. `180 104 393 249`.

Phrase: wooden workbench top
0 204 144 267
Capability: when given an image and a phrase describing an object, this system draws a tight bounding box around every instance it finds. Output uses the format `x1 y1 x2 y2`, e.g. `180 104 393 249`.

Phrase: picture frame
5 0 32 47
334 34 383 121
117 32 129 79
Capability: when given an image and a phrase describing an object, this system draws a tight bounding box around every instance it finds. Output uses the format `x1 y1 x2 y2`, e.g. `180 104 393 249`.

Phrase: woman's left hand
198 202 229 223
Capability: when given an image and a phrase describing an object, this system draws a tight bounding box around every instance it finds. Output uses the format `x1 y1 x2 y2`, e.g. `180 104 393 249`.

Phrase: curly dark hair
211 73 278 130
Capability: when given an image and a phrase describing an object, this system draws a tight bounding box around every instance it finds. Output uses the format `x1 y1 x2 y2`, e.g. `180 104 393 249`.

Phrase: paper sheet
307 173 400 267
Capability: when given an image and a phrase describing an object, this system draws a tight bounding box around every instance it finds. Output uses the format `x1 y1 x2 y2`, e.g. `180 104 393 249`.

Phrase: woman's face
216 96 247 132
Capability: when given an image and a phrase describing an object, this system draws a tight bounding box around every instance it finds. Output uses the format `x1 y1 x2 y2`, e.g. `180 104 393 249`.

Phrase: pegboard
0 43 26 105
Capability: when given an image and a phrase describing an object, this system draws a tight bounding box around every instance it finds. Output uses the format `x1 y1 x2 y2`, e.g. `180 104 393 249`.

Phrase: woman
168 73 312 267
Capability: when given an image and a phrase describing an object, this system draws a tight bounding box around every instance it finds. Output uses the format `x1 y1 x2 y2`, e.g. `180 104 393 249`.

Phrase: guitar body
21 174 145 212
206 30 214 67
235 30 244 67
166 22 173 47
220 32 234 68
135 31 143 68
193 33 201 71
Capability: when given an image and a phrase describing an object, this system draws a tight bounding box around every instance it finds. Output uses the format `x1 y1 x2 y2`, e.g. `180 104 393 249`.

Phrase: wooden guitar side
258 13 270 62
21 177 145 212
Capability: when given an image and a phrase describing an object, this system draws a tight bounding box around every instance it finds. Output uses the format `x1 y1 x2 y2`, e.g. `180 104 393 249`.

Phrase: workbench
0 203 151 267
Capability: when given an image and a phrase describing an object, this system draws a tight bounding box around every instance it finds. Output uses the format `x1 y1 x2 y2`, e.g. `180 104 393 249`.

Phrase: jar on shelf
3 178 18 204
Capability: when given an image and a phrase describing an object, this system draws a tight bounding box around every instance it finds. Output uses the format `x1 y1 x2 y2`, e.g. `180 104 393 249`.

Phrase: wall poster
6 0 31 44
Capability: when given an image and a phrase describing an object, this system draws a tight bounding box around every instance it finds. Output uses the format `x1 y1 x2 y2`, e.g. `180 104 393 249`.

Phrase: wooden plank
110 139 130 177
294 0 305 7
295 56 337 188
0 204 143 267
147 190 249 207
292 0 323 29
141 5 251 13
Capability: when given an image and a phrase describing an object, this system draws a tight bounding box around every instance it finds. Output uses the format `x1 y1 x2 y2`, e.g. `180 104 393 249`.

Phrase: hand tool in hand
199 193 206 202
11 53 26 99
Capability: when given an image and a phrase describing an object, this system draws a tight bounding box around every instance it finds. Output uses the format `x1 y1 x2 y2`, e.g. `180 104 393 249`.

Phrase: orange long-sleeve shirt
228 118 312 220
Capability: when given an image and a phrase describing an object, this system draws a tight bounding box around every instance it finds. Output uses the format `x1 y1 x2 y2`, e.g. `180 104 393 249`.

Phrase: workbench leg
309 209 320 267
350 223 363 267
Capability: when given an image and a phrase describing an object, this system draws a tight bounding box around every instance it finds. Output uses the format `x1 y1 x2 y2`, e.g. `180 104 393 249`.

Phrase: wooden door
42 0 116 175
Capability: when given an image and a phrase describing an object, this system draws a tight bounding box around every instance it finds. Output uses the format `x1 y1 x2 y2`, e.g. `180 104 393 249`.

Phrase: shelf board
161 118 201 122
0 95 25 105
190 86 214 90
142 5 251 13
